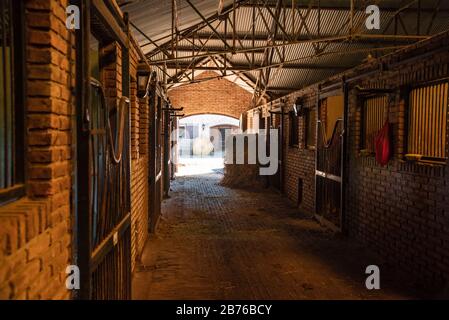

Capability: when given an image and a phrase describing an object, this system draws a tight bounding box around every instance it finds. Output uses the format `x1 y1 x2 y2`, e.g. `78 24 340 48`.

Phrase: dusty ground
132 171 419 300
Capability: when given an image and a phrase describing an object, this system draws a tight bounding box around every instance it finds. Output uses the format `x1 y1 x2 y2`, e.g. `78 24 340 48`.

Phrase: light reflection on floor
176 153 224 176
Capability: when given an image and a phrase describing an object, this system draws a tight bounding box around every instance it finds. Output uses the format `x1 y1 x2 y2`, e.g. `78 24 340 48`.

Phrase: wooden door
315 95 344 229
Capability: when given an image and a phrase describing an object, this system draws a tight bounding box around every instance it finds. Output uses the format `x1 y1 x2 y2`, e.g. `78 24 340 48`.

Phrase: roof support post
233 0 236 50
254 0 283 106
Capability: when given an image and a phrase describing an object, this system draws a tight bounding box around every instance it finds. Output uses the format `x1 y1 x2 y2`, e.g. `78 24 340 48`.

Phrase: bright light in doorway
177 114 239 176
176 156 224 177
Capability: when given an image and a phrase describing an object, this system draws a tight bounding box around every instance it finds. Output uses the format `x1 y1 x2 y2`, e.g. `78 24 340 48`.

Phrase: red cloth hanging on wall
375 120 391 166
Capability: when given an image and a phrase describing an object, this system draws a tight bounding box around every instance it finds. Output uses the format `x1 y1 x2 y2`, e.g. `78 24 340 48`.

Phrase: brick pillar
130 77 140 159
0 0 73 300
139 96 149 155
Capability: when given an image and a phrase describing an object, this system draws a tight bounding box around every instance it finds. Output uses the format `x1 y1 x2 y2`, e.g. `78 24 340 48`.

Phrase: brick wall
168 71 253 119
0 0 74 299
247 32 449 287
345 35 449 287
129 42 149 270
88 19 150 274
0 0 151 299
102 34 150 272
282 91 317 215
249 90 317 215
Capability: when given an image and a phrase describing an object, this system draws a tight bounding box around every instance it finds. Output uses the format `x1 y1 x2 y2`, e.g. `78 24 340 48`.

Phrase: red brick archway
179 112 239 121
168 72 253 119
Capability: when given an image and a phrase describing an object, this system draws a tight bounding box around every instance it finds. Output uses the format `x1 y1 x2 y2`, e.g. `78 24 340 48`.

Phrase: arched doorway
177 114 239 176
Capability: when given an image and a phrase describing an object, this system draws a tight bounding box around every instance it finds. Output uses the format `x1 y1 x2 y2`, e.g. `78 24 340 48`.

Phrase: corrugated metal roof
118 0 449 98
119 0 234 50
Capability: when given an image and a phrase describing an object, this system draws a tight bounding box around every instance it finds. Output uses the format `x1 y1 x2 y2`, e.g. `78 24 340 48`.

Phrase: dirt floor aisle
132 172 417 300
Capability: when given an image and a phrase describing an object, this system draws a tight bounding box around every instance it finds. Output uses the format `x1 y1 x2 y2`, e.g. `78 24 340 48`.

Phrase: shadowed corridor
132 172 418 300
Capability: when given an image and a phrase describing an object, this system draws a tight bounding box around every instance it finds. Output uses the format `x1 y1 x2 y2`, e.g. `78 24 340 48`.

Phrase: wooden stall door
149 90 162 233
315 95 344 229
76 4 132 297
269 114 282 190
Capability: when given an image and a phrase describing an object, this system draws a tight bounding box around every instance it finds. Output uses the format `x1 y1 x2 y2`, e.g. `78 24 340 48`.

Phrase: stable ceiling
118 0 449 102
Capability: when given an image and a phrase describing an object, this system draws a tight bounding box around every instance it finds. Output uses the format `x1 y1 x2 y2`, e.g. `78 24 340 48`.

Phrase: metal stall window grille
75 1 132 299
289 111 299 146
89 79 131 300
0 0 24 204
156 97 162 174
306 108 316 148
362 95 387 153
408 81 448 160
315 95 344 229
